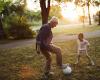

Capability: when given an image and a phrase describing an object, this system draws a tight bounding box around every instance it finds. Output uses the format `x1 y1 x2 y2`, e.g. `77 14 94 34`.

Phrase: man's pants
40 44 62 72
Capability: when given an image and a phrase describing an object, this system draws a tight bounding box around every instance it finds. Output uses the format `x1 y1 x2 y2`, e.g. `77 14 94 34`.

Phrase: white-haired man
36 16 66 76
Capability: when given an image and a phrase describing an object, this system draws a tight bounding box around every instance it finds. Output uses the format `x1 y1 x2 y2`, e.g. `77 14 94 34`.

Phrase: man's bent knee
54 47 61 54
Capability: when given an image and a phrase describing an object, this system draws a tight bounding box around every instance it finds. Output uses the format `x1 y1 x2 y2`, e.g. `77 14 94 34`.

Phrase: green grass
53 25 100 35
0 37 100 80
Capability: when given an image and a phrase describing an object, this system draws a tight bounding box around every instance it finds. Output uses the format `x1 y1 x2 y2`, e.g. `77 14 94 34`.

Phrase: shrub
3 12 39 39
8 15 35 39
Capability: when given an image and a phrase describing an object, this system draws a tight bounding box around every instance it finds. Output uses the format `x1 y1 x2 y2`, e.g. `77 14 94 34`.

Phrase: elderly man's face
51 22 58 28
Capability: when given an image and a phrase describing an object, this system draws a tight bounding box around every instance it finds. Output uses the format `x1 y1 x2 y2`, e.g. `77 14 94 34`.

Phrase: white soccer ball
63 66 72 74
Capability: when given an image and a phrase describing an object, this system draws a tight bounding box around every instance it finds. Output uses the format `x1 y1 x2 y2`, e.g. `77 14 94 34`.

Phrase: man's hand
37 50 40 54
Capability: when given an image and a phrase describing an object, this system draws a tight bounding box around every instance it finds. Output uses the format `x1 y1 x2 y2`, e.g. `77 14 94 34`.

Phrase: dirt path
0 30 100 49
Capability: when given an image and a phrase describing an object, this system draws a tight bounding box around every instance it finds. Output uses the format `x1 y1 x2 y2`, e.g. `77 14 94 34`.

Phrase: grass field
0 37 100 80
53 25 100 35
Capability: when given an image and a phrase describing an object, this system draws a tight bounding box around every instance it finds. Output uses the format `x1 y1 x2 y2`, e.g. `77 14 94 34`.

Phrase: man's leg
48 44 62 67
41 49 52 73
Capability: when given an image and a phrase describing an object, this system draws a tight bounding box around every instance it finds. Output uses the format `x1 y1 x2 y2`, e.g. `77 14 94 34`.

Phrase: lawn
0 37 100 80
53 24 100 35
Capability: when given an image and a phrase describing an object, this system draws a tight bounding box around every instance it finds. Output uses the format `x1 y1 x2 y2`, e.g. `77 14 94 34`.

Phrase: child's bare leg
86 53 94 65
75 54 80 64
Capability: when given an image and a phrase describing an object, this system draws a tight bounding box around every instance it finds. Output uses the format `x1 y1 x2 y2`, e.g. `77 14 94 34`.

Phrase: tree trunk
0 15 6 39
41 10 48 24
98 11 100 25
82 7 85 27
87 2 91 25
40 0 50 25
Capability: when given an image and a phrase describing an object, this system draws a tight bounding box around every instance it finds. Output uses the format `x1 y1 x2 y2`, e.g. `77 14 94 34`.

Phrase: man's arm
39 26 50 42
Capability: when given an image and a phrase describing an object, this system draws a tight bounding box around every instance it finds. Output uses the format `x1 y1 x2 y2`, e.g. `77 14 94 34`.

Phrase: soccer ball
63 65 72 75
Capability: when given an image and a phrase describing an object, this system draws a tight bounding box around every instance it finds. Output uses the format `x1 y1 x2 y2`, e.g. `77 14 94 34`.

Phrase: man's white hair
50 16 58 23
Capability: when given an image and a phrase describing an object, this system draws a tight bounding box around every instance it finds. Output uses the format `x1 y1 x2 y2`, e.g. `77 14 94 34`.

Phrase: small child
75 33 94 65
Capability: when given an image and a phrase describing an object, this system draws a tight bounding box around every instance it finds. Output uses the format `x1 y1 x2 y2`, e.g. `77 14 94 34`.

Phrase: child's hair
78 33 84 41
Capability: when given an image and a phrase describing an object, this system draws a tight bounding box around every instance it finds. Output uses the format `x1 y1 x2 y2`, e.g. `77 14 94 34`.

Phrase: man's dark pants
40 44 62 73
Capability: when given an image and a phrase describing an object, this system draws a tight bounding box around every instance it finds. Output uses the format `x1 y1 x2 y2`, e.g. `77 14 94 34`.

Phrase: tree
0 15 6 39
98 11 100 25
49 5 62 18
74 0 92 25
87 0 92 25
93 0 100 25
0 0 11 39
40 0 51 24
39 0 72 25
0 0 28 39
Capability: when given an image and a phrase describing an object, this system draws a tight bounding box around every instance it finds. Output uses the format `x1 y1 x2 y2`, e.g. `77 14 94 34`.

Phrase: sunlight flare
26 0 40 11
61 2 78 21
61 2 99 21
26 0 34 10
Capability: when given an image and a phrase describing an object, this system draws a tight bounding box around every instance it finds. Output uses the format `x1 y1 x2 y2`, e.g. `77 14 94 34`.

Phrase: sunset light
25 0 99 21
61 2 99 21
26 0 34 10
61 2 78 21
26 0 40 11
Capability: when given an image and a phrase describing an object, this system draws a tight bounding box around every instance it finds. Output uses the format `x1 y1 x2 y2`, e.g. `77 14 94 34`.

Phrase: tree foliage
74 0 92 25
0 0 12 39
93 0 100 25
0 0 35 39
8 15 34 39
49 5 62 18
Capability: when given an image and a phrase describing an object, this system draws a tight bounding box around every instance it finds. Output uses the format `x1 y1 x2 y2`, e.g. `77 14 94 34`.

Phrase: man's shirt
36 23 53 45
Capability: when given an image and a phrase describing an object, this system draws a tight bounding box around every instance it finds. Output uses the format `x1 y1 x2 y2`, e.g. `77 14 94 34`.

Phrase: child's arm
87 41 90 46
86 40 90 51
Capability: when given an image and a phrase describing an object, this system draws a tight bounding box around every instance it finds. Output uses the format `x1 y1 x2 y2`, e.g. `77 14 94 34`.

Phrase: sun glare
26 0 99 20
61 2 78 21
61 2 99 21
26 0 34 10
26 0 40 11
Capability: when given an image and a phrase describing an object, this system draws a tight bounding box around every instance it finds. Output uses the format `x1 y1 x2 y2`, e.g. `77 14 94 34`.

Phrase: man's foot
41 71 54 80
91 61 95 66
48 72 54 75
44 71 54 76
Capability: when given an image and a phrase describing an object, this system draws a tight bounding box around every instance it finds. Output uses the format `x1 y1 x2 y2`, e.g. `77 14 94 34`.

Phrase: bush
8 15 35 39
2 14 36 39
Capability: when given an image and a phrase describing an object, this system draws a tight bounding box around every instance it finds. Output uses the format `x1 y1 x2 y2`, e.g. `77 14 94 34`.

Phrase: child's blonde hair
78 33 84 41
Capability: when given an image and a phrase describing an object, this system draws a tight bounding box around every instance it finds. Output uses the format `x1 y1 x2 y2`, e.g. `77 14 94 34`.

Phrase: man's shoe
45 71 54 76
